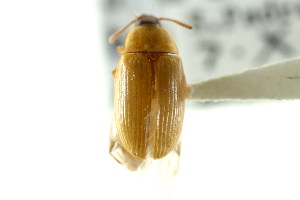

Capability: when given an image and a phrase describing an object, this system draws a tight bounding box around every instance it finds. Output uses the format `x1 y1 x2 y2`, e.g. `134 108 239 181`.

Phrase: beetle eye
135 15 161 26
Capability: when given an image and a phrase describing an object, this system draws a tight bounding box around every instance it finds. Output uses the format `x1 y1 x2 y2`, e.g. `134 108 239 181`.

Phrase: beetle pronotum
109 14 192 170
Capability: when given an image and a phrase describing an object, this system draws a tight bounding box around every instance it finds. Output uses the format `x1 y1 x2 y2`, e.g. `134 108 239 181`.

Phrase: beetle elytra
109 14 192 170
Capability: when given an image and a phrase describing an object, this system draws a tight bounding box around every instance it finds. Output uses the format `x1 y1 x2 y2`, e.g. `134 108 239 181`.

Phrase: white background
0 0 300 200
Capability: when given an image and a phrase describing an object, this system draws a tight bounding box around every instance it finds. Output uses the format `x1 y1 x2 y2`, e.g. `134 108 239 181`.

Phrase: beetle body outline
111 15 192 161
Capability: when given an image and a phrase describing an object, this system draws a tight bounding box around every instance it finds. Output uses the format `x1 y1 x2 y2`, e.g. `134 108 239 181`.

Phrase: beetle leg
116 46 125 54
139 141 181 176
112 67 117 78
169 142 181 175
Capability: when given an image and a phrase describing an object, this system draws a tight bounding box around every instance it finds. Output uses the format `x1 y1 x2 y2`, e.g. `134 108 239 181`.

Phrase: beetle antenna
109 16 142 43
158 17 193 29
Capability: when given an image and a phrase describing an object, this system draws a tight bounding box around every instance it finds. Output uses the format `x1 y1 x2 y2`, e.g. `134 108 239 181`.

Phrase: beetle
109 14 192 167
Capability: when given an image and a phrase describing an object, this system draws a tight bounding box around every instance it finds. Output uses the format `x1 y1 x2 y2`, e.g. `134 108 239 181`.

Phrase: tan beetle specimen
109 14 192 169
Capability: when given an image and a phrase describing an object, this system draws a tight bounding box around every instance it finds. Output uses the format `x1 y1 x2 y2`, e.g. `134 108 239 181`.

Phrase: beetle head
109 14 193 43
135 15 161 27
